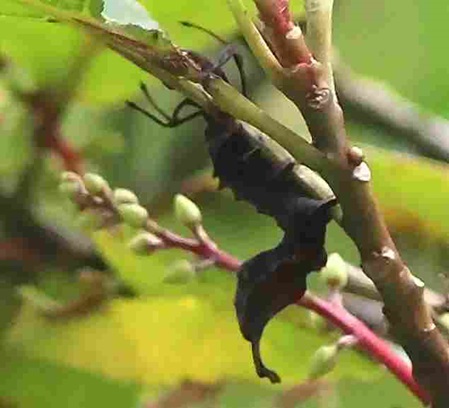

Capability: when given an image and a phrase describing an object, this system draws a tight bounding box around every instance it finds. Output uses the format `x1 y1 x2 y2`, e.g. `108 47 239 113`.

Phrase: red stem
154 225 429 404
255 0 312 66
47 132 84 174
0 238 42 265
27 92 85 174
300 294 430 404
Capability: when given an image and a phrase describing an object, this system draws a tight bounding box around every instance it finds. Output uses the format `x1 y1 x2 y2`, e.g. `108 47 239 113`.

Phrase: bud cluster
59 171 150 230
59 172 213 285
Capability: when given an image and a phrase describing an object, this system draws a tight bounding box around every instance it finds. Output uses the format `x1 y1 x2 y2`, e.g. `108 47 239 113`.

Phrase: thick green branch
204 77 328 172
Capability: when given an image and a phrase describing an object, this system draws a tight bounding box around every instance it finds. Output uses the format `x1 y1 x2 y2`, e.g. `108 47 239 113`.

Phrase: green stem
227 0 283 78
205 77 329 172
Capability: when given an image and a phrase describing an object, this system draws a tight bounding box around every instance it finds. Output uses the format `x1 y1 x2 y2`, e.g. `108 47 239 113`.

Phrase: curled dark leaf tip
251 341 281 384
259 366 281 384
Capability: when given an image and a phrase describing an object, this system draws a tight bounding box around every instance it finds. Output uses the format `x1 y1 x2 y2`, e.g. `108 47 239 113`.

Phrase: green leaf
6 293 378 387
7 0 188 70
0 279 21 338
101 0 158 29
334 374 422 408
3 193 369 387
1 0 103 17
1 0 43 18
0 92 34 179
0 1 174 106
0 345 140 408
366 145 449 240
334 0 449 117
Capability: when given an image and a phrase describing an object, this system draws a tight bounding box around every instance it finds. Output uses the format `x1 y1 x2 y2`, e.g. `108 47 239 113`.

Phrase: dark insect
127 23 336 383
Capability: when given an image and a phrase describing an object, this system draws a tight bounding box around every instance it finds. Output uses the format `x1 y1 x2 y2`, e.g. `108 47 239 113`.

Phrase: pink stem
50 134 84 174
154 226 429 404
300 294 429 404
153 228 241 271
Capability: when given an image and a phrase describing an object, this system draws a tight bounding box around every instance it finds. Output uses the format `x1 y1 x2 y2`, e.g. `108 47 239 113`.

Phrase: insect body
128 45 335 383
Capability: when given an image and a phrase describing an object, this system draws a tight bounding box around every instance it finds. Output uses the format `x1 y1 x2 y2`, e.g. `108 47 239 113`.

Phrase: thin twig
301 293 428 403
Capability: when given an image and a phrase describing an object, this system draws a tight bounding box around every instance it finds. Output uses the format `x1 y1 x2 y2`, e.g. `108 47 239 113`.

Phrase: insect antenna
180 21 247 97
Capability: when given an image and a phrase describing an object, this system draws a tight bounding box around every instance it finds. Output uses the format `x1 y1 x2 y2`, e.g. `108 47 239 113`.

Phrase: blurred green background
0 0 448 406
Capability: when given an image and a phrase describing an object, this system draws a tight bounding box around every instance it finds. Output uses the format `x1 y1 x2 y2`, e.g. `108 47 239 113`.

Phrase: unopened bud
118 204 148 228
174 194 202 228
128 232 163 254
61 171 81 183
83 173 109 195
320 253 348 289
308 310 326 330
77 210 104 231
113 188 139 205
163 260 196 284
59 180 82 199
308 344 338 379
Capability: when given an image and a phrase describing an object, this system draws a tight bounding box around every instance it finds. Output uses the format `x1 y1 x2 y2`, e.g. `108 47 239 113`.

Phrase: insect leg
127 84 203 127
126 100 171 127
139 82 172 121
215 45 247 97
179 21 247 97
171 99 204 126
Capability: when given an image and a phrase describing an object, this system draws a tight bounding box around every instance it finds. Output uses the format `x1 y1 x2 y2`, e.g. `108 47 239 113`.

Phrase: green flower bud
77 210 104 231
83 173 109 195
163 260 196 284
113 188 139 205
174 194 202 228
128 232 163 254
118 203 148 228
320 253 348 289
308 344 338 379
59 180 81 199
308 311 326 330
60 171 81 183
